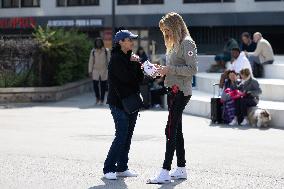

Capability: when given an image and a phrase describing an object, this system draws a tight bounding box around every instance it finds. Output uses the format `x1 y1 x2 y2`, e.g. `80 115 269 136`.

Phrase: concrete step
184 90 284 129
195 72 284 102
274 56 284 64
197 55 284 79
264 64 284 79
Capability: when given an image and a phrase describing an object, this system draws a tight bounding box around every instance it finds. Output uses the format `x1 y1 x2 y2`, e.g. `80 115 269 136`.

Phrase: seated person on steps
229 68 262 126
208 37 239 73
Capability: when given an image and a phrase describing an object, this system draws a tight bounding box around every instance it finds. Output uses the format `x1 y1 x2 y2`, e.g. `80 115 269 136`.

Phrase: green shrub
33 26 92 86
0 27 92 87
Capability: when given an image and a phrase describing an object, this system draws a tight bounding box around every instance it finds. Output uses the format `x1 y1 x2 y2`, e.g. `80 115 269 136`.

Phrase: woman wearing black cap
103 30 144 180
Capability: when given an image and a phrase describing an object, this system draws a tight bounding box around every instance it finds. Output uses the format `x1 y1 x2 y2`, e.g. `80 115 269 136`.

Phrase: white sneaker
170 167 187 180
229 117 238 126
117 170 138 177
147 169 171 184
240 118 249 126
104 172 117 180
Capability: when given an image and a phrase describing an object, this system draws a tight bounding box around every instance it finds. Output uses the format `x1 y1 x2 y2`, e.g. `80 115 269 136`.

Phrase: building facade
1 0 284 54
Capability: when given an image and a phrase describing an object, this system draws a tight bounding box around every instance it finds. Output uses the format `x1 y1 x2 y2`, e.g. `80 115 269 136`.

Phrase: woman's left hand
157 66 169 76
130 54 140 62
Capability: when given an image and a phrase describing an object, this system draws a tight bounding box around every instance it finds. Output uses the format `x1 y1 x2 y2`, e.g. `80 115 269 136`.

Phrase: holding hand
157 66 169 76
130 54 140 62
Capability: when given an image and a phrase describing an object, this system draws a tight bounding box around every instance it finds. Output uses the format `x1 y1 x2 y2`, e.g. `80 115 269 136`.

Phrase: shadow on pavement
0 93 168 112
209 122 284 131
88 178 128 189
158 179 187 189
89 178 186 189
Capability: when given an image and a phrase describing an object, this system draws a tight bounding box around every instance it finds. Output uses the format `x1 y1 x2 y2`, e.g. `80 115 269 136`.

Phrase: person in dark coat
136 46 148 63
103 30 144 180
240 32 257 52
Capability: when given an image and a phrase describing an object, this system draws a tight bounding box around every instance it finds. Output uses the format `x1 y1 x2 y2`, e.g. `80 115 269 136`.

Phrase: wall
1 0 284 18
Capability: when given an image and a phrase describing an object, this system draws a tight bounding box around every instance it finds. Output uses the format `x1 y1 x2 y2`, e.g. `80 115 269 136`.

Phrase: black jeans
93 80 107 102
235 97 257 124
163 90 191 171
103 105 138 174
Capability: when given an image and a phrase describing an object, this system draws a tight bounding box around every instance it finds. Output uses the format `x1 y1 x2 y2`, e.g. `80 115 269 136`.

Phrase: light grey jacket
165 36 198 96
248 38 274 63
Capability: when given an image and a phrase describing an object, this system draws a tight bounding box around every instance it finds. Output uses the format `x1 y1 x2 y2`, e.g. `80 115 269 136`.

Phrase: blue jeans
248 55 261 68
103 105 138 174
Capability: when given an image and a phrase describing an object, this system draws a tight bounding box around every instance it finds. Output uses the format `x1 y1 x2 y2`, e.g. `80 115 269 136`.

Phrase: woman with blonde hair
229 68 262 126
147 12 198 184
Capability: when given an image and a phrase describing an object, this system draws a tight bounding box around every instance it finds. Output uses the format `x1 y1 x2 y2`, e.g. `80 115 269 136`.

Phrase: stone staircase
183 55 284 128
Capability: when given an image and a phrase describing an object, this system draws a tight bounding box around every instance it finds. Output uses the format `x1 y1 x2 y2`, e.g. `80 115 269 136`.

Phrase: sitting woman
229 68 262 126
221 70 240 123
224 70 240 90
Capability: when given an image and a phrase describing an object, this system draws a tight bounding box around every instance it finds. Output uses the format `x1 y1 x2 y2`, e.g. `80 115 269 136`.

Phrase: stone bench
0 79 93 103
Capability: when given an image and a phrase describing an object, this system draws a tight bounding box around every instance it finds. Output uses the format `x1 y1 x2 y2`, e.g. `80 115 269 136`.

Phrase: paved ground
0 93 284 189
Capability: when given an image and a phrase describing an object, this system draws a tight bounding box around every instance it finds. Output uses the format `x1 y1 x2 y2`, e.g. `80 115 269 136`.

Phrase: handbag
121 93 143 114
115 87 143 114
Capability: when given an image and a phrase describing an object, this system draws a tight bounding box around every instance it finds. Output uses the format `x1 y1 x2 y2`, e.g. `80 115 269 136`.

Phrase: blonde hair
240 68 251 78
159 12 191 54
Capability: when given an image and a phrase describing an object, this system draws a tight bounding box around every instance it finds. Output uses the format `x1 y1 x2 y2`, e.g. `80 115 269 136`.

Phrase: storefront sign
47 19 102 27
0 17 36 29
47 20 74 27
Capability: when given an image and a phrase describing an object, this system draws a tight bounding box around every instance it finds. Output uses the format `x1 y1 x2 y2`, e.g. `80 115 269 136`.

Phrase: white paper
143 60 158 77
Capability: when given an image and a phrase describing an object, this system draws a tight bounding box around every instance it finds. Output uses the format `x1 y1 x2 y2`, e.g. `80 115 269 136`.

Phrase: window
2 0 19 8
21 0 40 7
57 0 66 6
1 0 40 8
141 0 163 4
183 0 234 3
67 0 99 6
117 0 139 5
255 0 281 1
57 0 99 6
117 0 163 5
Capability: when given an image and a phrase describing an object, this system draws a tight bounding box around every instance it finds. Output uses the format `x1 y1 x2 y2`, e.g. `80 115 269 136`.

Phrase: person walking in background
136 46 151 109
103 30 144 180
136 46 148 63
147 12 198 184
88 38 110 105
240 32 257 52
229 68 262 126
